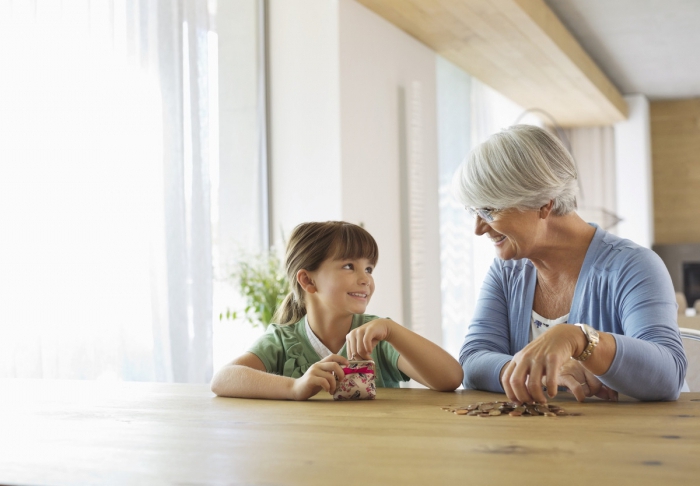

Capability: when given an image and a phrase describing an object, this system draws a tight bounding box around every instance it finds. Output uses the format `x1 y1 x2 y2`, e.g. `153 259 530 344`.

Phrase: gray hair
452 125 578 215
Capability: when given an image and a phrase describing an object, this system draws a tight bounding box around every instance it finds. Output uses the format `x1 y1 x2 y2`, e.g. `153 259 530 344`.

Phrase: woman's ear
297 269 316 293
539 200 554 219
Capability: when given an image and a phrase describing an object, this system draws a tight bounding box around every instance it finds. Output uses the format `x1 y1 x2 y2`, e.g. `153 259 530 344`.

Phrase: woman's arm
346 319 463 391
595 251 687 400
459 260 517 392
211 352 348 400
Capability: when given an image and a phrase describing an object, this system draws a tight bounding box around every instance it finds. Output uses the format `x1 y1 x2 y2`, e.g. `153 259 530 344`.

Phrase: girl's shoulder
262 318 307 342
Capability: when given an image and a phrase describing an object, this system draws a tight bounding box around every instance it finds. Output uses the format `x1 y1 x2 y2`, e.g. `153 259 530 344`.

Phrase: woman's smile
490 234 506 245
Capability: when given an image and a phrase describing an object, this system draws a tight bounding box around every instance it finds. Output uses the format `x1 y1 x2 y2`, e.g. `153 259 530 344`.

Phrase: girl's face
474 208 541 261
307 256 375 317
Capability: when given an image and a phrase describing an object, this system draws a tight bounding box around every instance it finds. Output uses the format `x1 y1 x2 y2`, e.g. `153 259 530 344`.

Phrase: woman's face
473 208 541 261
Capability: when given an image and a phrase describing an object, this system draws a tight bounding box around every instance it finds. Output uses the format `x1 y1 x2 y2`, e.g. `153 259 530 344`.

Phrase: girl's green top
247 314 410 387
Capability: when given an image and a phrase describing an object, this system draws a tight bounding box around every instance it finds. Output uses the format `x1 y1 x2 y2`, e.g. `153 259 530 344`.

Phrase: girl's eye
342 263 354 270
366 267 374 274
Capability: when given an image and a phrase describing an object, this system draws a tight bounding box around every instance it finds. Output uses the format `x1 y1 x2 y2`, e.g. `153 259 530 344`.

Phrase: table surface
1 379 699 485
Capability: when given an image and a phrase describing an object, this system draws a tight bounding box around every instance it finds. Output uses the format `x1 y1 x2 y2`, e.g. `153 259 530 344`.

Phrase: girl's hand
346 318 396 360
547 360 618 403
290 354 348 400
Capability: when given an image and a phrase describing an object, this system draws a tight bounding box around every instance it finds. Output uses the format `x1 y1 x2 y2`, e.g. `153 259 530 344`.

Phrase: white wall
267 0 443 345
338 0 442 343
268 0 343 244
614 94 654 248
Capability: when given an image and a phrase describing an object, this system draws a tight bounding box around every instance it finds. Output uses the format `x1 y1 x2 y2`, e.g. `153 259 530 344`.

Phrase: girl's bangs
327 225 379 265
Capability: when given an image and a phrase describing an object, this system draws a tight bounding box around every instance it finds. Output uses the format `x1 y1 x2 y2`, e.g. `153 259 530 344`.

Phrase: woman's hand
552 360 618 402
501 324 586 404
290 354 348 400
346 318 396 360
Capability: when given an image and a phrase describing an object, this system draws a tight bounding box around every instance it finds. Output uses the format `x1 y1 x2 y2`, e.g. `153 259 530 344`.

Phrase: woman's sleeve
459 260 514 392
599 250 688 401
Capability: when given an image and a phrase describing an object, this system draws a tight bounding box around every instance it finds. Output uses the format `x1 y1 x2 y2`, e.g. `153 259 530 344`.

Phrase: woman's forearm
388 323 463 391
597 334 686 401
211 365 295 400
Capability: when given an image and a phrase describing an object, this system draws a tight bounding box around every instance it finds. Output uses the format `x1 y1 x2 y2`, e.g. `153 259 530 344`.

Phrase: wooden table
1 379 699 485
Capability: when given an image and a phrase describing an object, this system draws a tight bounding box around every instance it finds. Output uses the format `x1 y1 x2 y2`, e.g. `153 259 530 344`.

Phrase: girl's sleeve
459 260 514 392
374 341 411 386
247 326 286 374
599 250 687 401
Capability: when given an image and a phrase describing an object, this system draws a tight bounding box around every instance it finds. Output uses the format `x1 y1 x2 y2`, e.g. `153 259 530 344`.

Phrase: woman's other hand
346 318 396 360
290 354 348 400
552 360 618 402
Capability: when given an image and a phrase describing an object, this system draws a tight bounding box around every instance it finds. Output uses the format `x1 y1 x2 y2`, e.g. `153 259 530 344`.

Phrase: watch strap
573 324 598 362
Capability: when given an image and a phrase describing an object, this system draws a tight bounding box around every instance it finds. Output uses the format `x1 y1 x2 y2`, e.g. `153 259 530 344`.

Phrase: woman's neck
528 213 596 283
304 305 354 354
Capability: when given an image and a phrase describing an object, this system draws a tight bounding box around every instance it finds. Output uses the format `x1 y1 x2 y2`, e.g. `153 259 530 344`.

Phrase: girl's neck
305 306 354 354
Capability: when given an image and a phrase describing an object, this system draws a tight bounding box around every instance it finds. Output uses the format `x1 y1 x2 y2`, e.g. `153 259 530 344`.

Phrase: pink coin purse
333 360 377 400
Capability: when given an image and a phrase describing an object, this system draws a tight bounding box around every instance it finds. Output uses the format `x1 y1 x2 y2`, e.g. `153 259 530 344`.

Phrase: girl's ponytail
272 291 306 326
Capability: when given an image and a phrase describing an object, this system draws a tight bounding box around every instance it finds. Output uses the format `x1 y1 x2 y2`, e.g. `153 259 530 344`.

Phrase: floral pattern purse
333 360 376 400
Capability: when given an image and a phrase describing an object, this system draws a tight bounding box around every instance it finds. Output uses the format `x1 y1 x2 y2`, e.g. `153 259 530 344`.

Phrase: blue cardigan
459 225 687 401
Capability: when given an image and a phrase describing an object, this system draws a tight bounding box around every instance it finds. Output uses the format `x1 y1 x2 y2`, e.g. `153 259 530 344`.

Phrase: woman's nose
474 217 489 236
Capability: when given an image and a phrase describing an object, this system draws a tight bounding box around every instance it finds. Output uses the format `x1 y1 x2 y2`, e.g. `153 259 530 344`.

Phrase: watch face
585 325 600 344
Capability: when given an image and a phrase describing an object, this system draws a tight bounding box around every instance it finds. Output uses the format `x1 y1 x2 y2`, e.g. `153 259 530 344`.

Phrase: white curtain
436 70 543 354
0 0 215 383
564 127 619 231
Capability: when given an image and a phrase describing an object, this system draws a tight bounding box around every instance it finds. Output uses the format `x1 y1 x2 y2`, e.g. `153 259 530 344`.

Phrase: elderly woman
454 124 687 403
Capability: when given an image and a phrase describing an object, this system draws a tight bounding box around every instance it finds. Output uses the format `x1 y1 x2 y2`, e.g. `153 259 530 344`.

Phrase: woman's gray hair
452 124 578 215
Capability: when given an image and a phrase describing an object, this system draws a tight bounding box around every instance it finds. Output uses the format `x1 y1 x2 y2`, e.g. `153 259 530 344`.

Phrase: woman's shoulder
592 229 664 271
489 257 536 283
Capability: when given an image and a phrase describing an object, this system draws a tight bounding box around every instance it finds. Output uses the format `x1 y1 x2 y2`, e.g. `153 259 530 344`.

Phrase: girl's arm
211 352 348 400
346 320 463 391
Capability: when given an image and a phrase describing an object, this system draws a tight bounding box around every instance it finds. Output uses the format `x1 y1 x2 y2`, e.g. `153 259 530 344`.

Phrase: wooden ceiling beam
355 0 628 126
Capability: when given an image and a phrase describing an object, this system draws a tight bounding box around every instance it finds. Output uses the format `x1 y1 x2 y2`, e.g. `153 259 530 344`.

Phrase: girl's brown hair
272 221 379 325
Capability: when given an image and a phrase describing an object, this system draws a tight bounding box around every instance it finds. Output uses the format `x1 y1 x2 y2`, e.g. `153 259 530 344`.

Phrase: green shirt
247 314 410 388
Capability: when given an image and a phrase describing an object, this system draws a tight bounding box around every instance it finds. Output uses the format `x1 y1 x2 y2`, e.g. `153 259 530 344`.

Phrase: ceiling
545 0 700 100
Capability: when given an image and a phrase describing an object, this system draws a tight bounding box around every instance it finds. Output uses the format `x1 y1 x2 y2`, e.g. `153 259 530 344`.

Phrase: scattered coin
442 401 577 418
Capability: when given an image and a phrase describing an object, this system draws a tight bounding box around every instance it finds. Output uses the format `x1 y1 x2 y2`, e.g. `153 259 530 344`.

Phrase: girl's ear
297 269 316 293
539 200 554 219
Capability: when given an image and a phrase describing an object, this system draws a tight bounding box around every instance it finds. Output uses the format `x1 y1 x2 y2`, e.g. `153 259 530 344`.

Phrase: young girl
211 221 463 400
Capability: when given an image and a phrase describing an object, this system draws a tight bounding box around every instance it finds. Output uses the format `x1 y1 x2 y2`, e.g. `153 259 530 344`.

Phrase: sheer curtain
437 67 541 355
0 0 215 383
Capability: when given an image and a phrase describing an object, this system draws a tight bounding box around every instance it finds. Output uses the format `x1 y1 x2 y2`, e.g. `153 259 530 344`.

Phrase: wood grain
651 98 700 244
355 0 627 126
0 379 699 484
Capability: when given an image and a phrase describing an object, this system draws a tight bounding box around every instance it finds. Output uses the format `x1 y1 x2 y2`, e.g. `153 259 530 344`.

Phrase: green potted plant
220 250 289 329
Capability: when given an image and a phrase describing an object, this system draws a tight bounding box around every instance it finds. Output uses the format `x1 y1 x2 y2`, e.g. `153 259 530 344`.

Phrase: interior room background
0 0 650 383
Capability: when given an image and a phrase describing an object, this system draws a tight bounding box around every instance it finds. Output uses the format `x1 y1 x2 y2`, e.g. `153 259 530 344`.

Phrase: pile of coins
441 401 579 417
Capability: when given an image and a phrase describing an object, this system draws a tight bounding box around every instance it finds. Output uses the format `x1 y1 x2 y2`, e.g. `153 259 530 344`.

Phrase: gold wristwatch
573 324 599 362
